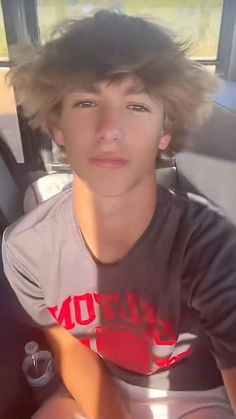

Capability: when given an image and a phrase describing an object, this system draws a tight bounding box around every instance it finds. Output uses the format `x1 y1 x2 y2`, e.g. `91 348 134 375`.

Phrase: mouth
89 156 129 169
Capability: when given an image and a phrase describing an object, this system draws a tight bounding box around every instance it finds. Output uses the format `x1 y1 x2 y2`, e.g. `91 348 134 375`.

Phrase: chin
87 177 139 198
73 169 146 198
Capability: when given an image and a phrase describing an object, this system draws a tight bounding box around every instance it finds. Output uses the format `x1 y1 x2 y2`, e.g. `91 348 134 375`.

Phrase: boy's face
53 76 171 197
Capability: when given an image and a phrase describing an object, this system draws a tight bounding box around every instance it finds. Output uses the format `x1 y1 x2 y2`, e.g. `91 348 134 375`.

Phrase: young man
2 10 236 419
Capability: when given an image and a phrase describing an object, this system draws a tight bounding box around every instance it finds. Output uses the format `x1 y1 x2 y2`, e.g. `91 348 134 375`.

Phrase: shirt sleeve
2 228 56 328
182 206 236 370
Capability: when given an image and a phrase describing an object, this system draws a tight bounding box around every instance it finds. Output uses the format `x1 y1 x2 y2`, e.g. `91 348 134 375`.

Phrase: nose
96 108 123 146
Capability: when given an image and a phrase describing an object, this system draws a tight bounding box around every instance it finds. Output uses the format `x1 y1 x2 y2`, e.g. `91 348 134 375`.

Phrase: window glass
37 0 224 60
0 4 8 60
0 5 23 162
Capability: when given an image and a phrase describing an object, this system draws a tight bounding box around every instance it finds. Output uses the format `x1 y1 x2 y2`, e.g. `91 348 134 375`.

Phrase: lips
89 156 128 168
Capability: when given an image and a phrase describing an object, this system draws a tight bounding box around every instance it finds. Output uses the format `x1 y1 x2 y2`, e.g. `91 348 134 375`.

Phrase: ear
158 133 172 151
51 126 65 147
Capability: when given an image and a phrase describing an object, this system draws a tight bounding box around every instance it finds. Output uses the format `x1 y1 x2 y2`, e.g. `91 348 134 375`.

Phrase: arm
221 367 236 414
45 325 131 419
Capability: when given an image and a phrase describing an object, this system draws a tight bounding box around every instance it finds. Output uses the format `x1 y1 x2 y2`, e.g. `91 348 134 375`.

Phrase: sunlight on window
0 3 8 60
37 0 223 60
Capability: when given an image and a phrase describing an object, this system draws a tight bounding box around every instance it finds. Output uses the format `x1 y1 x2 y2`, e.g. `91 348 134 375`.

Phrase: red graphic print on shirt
48 292 192 374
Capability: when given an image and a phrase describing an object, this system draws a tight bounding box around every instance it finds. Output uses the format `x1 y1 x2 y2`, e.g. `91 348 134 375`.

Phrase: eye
73 101 96 108
128 104 150 113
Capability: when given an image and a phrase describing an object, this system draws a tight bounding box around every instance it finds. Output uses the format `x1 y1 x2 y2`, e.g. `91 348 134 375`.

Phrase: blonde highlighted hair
8 10 220 152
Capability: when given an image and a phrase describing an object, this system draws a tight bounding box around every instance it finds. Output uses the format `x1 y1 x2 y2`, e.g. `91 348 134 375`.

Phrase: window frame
1 0 44 170
217 0 236 81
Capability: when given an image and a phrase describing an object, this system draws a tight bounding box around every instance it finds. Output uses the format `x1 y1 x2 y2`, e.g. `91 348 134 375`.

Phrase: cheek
145 120 163 150
62 118 94 153
130 121 161 153
132 113 162 136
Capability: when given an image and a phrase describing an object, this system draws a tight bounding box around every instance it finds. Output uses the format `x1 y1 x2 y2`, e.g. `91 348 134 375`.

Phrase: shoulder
158 187 236 273
3 188 73 270
159 186 236 238
163 188 236 301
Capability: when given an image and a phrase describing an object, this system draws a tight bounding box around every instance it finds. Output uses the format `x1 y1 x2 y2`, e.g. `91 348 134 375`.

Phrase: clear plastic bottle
22 341 55 388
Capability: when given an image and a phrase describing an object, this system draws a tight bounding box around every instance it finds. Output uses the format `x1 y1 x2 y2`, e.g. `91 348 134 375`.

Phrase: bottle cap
25 341 39 355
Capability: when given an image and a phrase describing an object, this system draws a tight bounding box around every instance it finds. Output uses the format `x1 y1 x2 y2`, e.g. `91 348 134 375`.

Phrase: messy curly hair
8 10 219 153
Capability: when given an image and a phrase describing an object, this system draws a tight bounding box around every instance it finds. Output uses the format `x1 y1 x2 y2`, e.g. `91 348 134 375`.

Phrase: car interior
0 79 235 419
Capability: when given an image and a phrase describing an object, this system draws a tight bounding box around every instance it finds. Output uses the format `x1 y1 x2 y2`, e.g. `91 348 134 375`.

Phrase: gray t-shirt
2 186 236 391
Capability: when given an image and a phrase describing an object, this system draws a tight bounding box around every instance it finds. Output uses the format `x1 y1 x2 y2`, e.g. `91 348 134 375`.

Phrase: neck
73 176 158 264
